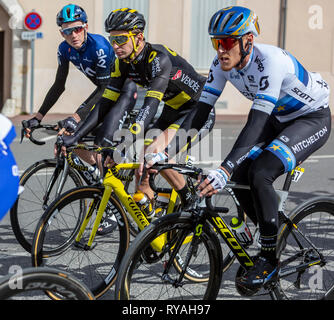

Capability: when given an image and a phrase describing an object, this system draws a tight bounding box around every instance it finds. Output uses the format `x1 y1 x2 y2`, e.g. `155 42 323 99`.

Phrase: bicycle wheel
10 159 83 253
115 212 223 300
31 186 130 299
277 197 334 300
0 267 94 300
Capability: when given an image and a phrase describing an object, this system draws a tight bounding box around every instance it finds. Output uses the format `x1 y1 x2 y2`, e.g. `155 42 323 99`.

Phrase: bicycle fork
75 185 113 250
161 217 203 287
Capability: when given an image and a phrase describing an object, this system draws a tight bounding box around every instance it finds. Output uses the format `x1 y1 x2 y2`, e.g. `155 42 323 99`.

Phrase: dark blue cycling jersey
57 33 115 86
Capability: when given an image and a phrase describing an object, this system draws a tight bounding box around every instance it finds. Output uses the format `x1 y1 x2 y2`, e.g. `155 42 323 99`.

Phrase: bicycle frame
74 162 179 251
39 149 99 211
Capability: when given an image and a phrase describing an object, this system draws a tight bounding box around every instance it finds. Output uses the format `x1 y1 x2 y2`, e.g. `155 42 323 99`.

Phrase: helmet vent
219 12 234 32
231 13 244 28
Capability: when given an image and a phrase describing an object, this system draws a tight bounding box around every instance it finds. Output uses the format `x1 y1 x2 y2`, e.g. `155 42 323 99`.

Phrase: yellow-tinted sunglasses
109 32 136 46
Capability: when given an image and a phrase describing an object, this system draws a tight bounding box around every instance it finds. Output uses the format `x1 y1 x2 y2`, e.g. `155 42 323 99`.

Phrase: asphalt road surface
1 115 333 301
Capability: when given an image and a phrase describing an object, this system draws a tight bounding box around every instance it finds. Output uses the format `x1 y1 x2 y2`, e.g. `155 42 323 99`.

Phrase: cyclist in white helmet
166 6 331 294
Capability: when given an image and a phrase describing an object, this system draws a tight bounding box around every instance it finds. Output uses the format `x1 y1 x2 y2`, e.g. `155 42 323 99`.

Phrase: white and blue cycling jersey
58 33 115 86
0 114 19 219
201 43 330 122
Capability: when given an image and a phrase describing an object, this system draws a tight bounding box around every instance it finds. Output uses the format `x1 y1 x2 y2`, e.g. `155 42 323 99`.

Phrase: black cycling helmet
105 8 146 33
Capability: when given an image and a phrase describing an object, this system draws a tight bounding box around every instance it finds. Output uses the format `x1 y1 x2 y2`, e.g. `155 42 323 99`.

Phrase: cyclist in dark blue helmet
24 4 137 141
23 4 137 234
0 114 20 220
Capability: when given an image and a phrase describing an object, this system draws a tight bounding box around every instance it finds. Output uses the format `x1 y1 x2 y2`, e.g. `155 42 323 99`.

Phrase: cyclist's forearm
38 83 66 116
71 101 107 141
129 97 161 143
75 85 107 121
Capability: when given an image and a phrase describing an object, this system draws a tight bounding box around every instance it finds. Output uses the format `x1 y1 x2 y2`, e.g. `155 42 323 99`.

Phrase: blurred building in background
0 0 332 116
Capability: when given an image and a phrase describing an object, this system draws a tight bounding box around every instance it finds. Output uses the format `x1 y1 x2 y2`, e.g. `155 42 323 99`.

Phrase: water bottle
155 193 170 217
88 164 100 181
133 191 156 220
230 217 253 247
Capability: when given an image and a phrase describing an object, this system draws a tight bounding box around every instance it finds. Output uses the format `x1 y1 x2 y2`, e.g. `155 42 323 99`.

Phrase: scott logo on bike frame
212 216 254 267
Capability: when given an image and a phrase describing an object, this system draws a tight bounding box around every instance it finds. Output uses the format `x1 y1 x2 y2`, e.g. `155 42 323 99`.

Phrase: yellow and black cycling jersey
105 42 206 135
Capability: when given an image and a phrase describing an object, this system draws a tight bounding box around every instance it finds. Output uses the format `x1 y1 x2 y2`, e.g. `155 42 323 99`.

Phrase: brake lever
138 165 147 186
20 120 45 145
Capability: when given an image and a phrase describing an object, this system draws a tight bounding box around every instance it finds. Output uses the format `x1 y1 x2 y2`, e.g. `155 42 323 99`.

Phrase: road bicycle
10 111 138 253
114 163 334 300
0 267 94 300
30 144 242 299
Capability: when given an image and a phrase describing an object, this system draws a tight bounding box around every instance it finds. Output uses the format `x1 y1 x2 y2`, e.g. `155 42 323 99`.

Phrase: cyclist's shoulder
58 40 70 53
149 43 199 76
149 43 181 63
87 33 112 49
252 43 291 66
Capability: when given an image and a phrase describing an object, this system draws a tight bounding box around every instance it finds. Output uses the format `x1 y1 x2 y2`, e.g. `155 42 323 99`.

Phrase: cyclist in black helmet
62 8 215 210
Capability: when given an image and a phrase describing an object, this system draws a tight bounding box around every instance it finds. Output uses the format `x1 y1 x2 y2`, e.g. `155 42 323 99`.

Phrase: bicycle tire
10 158 83 253
115 211 223 300
277 196 334 300
0 267 94 300
31 186 130 299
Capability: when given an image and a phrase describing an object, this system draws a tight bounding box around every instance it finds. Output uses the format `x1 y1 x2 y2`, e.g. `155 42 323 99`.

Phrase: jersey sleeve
57 42 69 68
251 52 286 115
130 52 172 137
94 41 115 86
38 47 69 116
199 56 228 106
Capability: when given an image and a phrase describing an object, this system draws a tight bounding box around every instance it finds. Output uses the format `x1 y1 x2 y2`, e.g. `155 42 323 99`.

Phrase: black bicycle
10 111 138 253
0 267 94 300
114 163 334 300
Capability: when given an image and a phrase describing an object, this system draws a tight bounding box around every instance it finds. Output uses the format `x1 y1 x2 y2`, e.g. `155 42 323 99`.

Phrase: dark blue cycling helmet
56 4 88 27
208 6 260 37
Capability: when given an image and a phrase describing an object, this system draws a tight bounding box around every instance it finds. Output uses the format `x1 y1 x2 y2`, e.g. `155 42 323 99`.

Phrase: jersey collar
236 46 254 75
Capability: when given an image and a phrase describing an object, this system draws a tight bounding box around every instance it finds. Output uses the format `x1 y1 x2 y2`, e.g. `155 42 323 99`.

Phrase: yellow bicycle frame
75 163 179 251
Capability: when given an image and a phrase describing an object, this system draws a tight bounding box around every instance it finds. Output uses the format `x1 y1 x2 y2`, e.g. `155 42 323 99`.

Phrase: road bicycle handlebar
21 121 58 145
148 163 203 194
148 163 230 214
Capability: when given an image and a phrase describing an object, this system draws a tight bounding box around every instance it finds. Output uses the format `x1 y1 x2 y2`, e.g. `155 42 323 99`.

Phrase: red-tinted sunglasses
211 36 241 51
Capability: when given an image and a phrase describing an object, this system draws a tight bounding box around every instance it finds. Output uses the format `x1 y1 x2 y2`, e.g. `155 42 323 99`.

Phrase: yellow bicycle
31 144 241 298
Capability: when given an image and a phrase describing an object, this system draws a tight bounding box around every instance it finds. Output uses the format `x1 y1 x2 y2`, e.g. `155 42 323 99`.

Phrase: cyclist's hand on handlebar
22 117 41 138
57 116 79 136
138 152 168 179
144 152 168 169
199 167 229 197
54 134 79 157
103 148 127 167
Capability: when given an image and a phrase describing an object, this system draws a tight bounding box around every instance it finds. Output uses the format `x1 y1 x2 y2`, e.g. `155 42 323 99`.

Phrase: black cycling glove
58 116 79 133
24 117 41 129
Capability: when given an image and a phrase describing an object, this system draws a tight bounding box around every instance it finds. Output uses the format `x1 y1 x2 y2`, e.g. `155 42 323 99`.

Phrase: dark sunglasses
211 36 241 51
61 24 86 36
